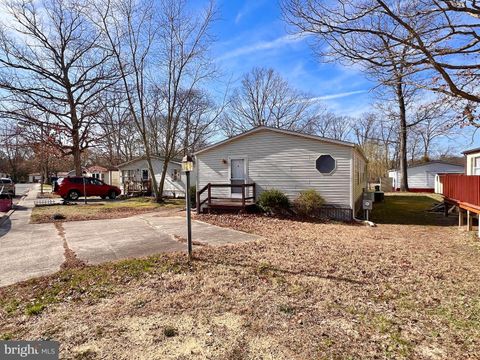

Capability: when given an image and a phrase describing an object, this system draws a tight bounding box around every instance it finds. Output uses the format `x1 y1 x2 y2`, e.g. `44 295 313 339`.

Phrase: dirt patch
1 209 480 358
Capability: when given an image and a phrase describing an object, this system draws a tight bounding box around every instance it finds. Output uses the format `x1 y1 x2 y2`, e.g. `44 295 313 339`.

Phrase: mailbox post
182 155 194 261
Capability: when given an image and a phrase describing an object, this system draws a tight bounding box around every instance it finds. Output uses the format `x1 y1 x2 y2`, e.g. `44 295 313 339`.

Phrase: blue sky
210 0 375 116
205 0 479 153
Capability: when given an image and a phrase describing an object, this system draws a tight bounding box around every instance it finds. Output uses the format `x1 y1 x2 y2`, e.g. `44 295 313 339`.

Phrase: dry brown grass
30 198 184 223
1 210 480 358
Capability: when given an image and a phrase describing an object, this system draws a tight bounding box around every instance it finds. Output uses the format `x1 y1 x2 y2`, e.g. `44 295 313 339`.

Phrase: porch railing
124 179 152 195
196 183 256 213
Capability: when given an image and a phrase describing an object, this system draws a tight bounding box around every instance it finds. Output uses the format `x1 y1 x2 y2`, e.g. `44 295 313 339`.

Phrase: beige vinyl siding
352 149 367 214
196 129 353 207
118 159 186 196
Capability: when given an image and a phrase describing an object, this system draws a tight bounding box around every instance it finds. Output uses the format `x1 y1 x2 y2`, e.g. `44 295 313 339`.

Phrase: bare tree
411 105 456 160
93 0 163 198
315 112 352 141
97 93 143 166
283 0 480 125
353 113 378 146
153 0 217 198
95 0 217 200
0 122 27 181
0 0 117 175
283 0 426 190
222 67 322 136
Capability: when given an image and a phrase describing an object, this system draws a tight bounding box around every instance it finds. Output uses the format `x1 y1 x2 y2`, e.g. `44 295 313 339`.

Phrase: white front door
230 159 245 197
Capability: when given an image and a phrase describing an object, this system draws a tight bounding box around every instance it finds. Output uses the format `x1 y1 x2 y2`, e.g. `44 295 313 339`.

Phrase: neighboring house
66 168 89 177
87 165 120 187
463 147 480 175
195 126 367 220
28 173 42 183
388 161 464 192
117 156 188 197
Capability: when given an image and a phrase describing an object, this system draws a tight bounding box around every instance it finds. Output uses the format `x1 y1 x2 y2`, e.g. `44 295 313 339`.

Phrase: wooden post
467 210 472 231
444 202 449 217
253 183 256 201
207 183 211 206
459 208 465 227
196 190 201 214
478 214 480 238
241 184 245 208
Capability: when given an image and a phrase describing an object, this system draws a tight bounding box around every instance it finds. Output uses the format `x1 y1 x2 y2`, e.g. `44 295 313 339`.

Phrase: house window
474 157 480 175
316 155 336 174
172 169 180 181
142 169 149 180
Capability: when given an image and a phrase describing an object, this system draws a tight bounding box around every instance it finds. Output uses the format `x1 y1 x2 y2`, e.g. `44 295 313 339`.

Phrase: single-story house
388 161 464 192
66 168 89 177
463 147 480 175
194 126 367 220
87 166 120 187
117 156 189 197
28 173 42 182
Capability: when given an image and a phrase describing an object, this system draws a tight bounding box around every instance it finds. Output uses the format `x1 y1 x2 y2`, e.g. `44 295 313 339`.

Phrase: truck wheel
68 190 80 201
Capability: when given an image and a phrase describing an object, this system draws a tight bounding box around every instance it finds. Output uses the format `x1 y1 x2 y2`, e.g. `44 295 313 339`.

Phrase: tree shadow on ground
370 195 457 226
0 217 12 238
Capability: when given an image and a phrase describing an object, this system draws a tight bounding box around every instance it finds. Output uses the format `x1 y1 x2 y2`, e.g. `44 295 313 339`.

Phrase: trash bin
374 191 384 202
0 194 12 212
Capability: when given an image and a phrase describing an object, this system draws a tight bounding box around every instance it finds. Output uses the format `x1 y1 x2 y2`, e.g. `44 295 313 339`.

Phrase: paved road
0 186 261 287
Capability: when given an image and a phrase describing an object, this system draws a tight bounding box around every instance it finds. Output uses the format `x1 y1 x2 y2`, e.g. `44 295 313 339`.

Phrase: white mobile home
388 161 464 192
117 156 188 197
195 126 367 220
463 147 480 175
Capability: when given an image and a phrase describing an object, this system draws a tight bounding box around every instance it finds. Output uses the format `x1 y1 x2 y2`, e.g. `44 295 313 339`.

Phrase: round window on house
316 155 336 174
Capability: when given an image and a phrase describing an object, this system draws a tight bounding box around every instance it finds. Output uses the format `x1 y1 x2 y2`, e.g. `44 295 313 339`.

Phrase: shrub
257 189 290 214
189 185 196 207
293 189 325 217
163 326 178 337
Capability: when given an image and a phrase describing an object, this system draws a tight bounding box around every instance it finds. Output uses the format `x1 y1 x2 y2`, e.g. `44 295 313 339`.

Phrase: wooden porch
196 183 256 213
438 174 480 235
123 179 152 196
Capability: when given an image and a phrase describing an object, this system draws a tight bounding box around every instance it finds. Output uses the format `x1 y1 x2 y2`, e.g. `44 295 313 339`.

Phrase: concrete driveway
0 187 260 287
61 215 259 265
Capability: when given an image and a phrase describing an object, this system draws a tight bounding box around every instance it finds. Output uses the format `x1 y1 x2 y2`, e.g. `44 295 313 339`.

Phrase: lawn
31 197 185 223
371 192 454 226
1 195 479 359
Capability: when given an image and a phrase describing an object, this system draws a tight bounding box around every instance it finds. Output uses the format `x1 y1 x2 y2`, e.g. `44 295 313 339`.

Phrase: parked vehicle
0 178 15 196
54 176 121 200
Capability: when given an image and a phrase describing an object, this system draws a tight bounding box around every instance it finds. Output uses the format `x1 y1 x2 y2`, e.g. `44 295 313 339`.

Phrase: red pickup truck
55 177 121 200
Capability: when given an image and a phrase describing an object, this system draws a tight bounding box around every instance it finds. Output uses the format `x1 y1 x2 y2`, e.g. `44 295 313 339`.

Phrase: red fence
439 174 480 206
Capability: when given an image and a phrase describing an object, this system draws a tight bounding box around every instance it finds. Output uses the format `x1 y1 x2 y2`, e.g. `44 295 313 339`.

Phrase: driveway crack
54 222 86 270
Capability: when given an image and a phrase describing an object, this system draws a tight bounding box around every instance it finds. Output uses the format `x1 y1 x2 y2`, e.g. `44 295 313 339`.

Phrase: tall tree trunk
158 159 169 201
396 82 409 192
72 128 82 176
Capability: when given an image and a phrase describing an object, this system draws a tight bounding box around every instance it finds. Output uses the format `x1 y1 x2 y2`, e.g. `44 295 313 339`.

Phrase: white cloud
307 90 368 101
216 34 307 61
234 0 266 24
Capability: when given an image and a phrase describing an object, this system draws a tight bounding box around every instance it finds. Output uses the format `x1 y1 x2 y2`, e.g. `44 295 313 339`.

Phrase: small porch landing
196 183 256 213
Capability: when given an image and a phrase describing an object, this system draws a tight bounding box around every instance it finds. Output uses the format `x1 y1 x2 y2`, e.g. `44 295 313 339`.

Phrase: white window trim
316 154 337 176
473 156 480 175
